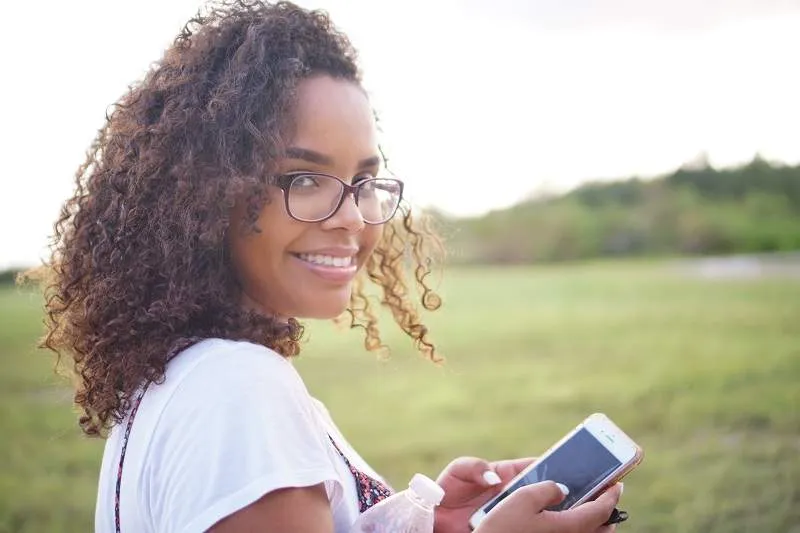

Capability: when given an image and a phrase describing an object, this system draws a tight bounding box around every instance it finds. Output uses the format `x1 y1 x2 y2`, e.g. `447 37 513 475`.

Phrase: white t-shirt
94 338 389 533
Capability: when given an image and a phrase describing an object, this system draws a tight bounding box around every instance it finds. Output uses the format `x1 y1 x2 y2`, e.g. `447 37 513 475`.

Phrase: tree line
3 156 798 284
436 156 800 264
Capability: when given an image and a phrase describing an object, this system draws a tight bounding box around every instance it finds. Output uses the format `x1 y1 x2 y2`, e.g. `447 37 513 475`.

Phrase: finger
566 483 623 529
595 525 617 533
438 457 501 487
490 457 537 482
502 480 569 513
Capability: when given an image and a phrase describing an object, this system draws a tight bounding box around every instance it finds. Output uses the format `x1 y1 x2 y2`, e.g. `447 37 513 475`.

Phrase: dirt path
677 252 800 279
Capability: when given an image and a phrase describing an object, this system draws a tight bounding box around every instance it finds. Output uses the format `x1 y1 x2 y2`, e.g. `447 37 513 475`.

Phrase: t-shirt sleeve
142 344 339 533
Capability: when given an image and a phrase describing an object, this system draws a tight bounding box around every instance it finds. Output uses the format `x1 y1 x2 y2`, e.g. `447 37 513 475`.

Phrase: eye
291 174 321 188
359 179 377 192
353 173 379 186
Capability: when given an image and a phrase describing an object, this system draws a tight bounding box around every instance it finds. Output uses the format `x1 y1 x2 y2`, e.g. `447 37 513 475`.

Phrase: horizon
2 153 792 271
2 0 799 269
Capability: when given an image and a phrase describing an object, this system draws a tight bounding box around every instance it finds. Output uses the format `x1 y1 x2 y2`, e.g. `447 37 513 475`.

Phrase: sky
1 0 799 269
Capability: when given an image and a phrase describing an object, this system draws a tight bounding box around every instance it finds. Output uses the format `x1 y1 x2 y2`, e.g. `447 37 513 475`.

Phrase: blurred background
1 1 798 532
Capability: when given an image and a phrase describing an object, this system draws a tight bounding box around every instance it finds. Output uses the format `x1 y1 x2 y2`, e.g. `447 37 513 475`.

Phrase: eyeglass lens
287 174 401 223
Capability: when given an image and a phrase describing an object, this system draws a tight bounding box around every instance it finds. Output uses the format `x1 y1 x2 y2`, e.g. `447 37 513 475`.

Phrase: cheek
362 225 384 256
228 199 300 282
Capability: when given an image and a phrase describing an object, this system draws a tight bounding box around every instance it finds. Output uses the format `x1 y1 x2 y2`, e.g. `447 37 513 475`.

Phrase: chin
295 295 351 320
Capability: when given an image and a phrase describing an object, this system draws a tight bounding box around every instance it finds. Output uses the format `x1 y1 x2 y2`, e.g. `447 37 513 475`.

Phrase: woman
38 1 622 531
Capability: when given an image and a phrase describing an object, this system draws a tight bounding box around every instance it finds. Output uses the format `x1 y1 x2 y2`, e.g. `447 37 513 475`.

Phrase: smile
295 253 355 268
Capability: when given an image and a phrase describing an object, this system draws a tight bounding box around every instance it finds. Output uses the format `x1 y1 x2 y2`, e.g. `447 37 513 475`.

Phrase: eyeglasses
273 172 404 225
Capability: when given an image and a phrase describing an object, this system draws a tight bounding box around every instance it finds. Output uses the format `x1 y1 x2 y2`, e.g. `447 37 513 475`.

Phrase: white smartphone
468 413 643 530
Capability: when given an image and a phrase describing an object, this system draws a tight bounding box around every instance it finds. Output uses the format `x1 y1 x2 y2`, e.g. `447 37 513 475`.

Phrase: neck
240 293 290 324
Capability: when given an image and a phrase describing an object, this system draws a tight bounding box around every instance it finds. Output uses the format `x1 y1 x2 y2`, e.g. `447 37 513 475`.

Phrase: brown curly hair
34 0 443 437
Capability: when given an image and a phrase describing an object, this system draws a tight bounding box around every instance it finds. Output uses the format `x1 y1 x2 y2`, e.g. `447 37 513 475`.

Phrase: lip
293 246 359 257
290 247 360 284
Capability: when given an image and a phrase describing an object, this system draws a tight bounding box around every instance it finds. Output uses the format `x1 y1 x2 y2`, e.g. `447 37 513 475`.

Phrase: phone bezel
468 413 642 530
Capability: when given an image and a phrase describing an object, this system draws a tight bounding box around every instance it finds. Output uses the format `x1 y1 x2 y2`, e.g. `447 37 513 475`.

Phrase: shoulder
139 339 339 533
148 337 317 440
145 337 327 459
172 337 296 376
166 337 306 398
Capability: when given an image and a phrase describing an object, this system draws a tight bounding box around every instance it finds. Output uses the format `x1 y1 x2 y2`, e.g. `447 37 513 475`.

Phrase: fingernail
556 482 570 495
483 471 502 486
619 482 625 495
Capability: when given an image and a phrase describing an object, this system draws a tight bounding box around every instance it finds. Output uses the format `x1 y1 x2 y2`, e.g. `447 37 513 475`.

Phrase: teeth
297 254 354 268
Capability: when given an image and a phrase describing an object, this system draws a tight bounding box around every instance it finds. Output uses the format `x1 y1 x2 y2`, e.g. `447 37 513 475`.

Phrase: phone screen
484 428 622 513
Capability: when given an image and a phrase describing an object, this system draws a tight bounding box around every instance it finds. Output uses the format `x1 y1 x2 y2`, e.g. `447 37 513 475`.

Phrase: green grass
1 261 799 532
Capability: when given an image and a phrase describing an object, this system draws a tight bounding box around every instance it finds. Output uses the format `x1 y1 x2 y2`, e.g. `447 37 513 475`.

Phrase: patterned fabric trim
327 436 393 513
114 336 203 533
114 384 149 533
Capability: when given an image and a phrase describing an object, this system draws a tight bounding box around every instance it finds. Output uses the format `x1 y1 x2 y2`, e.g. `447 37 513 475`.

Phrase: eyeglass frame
272 171 405 224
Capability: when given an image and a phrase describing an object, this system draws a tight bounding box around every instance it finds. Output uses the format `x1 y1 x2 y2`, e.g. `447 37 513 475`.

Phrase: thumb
479 481 569 533
509 480 569 512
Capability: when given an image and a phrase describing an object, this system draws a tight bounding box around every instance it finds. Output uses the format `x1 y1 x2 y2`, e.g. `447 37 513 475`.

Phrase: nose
322 191 365 232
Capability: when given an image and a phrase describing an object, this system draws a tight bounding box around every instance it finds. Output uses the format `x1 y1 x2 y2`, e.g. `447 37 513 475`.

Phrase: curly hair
34 0 443 437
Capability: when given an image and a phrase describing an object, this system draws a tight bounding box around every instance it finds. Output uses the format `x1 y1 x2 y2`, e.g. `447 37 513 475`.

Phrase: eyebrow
285 147 381 170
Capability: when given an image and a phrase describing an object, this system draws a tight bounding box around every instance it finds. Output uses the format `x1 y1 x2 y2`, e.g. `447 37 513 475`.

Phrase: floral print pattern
328 436 393 512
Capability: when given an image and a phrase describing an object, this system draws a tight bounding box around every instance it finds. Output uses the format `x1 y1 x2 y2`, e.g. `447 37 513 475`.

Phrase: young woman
38 1 622 531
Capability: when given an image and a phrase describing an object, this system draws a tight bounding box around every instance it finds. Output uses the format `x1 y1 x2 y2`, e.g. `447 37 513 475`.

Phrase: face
228 75 385 320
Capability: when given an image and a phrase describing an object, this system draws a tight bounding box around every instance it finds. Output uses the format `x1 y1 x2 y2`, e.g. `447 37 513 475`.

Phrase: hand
475 481 624 533
433 456 536 533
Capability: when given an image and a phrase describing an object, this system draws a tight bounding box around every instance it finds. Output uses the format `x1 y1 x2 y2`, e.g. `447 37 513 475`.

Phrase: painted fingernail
556 482 570 495
483 471 502 485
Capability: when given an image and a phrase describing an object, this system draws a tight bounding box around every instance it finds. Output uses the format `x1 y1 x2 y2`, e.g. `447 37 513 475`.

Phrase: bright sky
2 0 799 269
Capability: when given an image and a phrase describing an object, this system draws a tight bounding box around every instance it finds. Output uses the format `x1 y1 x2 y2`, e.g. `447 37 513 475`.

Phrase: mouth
291 252 359 285
293 253 356 268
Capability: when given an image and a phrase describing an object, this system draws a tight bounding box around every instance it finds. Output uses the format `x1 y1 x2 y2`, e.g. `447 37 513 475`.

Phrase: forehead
290 75 377 152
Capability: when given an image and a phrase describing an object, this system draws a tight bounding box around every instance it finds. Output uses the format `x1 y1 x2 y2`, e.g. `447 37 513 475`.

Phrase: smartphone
468 413 643 530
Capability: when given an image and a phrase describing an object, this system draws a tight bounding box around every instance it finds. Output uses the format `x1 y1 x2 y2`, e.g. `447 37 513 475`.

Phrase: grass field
1 260 798 533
